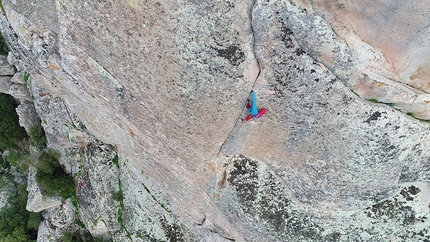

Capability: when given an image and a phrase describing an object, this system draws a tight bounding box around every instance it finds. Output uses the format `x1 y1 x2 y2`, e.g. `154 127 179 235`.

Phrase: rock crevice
1 0 430 241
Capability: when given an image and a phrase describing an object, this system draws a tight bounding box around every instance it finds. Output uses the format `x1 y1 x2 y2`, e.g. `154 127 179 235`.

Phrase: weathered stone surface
16 101 41 133
10 71 25 83
0 70 33 102
220 0 430 212
0 176 16 209
26 166 62 213
0 76 12 93
36 219 62 242
0 54 16 75
221 156 430 241
6 0 58 34
74 140 121 237
1 0 430 241
282 0 430 119
307 0 430 91
43 198 75 229
7 81 30 99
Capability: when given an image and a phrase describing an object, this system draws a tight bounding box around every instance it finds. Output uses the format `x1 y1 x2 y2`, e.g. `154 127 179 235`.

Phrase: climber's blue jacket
250 91 258 116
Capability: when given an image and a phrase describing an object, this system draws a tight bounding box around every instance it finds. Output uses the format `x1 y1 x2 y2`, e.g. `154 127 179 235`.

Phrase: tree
28 126 46 150
0 188 39 242
35 150 75 198
0 93 27 151
0 32 9 56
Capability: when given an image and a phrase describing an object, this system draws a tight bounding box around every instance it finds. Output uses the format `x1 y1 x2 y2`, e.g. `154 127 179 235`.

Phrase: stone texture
16 101 41 133
74 140 121 237
5 0 59 34
0 176 16 209
26 166 62 213
36 219 62 242
1 0 430 241
43 199 75 229
0 54 16 75
220 156 430 241
307 0 430 91
283 0 430 119
0 76 12 93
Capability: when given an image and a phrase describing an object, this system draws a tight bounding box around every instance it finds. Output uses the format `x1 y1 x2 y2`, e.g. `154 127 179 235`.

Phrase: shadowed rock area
0 0 429 241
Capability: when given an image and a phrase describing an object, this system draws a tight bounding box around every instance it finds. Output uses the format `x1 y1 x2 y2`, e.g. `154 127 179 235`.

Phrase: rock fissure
216 61 261 156
217 0 262 156
141 182 172 214
2 0 430 241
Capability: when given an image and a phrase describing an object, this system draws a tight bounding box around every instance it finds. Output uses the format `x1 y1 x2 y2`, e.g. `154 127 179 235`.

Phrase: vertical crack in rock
217 0 261 156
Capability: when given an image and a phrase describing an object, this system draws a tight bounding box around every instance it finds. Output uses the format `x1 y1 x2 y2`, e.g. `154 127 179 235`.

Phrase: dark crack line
216 0 262 156
216 61 261 156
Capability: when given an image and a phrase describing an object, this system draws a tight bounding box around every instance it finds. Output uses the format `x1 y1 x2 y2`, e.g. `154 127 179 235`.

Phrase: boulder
0 76 12 93
16 101 41 133
10 71 26 84
43 199 75 229
0 54 16 75
36 219 62 242
26 166 62 213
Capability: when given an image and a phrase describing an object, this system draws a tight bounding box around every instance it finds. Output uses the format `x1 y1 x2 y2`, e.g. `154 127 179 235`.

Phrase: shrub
35 150 75 198
0 93 27 151
0 32 9 56
27 212 41 231
23 74 30 83
112 154 119 168
4 150 33 172
35 150 59 174
28 126 47 150
4 150 20 167
0 184 40 241
112 188 123 201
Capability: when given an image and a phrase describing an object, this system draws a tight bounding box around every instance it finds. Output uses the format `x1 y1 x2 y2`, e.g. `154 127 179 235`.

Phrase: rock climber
244 90 266 122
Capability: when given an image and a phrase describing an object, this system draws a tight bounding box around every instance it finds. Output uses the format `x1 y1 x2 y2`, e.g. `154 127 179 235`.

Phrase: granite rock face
26 166 62 213
1 0 430 241
286 0 430 119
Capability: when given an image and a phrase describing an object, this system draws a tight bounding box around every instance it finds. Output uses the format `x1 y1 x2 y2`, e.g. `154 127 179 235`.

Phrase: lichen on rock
1 0 430 241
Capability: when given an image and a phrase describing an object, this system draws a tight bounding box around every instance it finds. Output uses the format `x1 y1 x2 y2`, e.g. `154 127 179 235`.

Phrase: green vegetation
4 150 21 167
350 89 360 97
115 172 131 239
4 150 33 172
367 98 395 108
35 150 75 198
75 218 85 229
28 125 47 150
0 90 101 241
405 112 430 122
0 93 27 151
112 185 123 202
336 3 345 9
0 92 42 241
0 31 9 55
0 183 41 241
26 213 41 231
142 183 171 213
23 74 30 83
0 158 12 189
112 154 119 168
